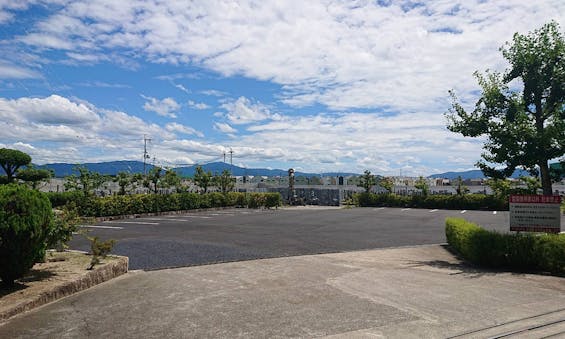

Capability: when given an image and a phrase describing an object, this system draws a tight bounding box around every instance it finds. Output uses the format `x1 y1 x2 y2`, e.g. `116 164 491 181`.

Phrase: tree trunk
539 161 553 195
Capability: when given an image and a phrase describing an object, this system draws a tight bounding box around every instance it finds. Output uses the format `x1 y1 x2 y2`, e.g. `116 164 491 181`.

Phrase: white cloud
13 1 564 114
175 84 190 93
142 95 180 118
213 122 237 134
0 62 40 79
187 100 210 110
165 122 204 137
220 96 276 125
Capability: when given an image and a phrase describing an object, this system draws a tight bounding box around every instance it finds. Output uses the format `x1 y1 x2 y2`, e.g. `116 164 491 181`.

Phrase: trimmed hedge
355 193 507 211
67 192 282 217
445 217 565 276
46 191 85 208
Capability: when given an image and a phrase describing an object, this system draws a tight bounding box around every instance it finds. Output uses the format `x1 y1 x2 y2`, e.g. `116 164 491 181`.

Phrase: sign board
509 195 562 233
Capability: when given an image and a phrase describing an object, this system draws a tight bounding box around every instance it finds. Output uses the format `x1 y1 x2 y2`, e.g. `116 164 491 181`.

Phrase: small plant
87 236 116 270
47 203 80 252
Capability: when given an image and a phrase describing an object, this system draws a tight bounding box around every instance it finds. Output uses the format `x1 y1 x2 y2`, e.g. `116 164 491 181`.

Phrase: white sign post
509 195 562 233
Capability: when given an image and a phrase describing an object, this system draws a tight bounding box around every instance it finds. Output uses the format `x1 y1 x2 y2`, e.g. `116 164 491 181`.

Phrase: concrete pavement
2 244 565 338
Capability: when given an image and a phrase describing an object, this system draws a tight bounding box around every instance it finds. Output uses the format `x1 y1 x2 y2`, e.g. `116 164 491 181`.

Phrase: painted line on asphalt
105 221 159 225
461 210 467 214
429 209 438 212
80 225 124 229
493 211 497 215
374 207 386 211
182 215 212 219
401 208 411 211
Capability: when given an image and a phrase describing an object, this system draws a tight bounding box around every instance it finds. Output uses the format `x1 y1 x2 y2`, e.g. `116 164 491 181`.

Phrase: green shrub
0 184 54 286
45 191 84 208
355 193 507 211
445 217 565 276
62 191 283 217
264 193 282 208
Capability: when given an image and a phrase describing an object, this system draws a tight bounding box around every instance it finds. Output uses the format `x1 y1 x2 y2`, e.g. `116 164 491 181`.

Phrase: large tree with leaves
0 148 31 183
358 170 376 193
193 166 212 194
447 21 565 195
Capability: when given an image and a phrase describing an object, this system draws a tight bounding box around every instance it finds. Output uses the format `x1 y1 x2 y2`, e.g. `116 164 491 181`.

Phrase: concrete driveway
2 245 565 338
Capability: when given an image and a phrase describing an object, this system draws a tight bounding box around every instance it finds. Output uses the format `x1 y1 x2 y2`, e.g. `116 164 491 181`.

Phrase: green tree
162 169 181 188
0 148 31 183
414 176 430 197
17 165 52 189
113 172 141 195
447 21 565 195
358 170 376 193
64 166 107 196
193 166 212 194
213 170 235 193
454 176 469 196
378 176 394 193
143 166 163 194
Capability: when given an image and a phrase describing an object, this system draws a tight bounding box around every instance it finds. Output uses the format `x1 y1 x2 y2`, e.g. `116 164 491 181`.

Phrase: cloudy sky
0 1 563 175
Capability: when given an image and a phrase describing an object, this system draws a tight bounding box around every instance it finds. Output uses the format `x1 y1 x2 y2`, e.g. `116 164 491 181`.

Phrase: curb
0 256 128 322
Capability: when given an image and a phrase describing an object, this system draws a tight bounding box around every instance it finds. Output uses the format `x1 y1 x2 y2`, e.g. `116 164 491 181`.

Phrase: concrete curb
0 256 128 322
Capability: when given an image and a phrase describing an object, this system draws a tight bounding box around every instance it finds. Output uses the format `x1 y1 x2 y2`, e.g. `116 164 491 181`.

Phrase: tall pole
143 135 152 176
229 148 233 175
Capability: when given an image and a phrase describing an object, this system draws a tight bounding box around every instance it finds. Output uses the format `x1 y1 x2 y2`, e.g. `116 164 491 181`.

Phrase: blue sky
0 1 563 175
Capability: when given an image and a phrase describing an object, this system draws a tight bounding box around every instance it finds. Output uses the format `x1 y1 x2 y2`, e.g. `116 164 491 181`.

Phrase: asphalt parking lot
70 207 517 270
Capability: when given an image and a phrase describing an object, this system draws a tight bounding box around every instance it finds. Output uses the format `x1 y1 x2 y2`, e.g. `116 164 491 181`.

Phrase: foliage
47 204 80 252
87 236 116 270
0 148 32 183
45 191 85 208
486 176 541 200
378 177 394 193
143 166 162 194
16 165 52 189
193 166 212 194
213 170 235 193
445 218 565 275
414 176 430 197
358 170 376 193
113 172 142 195
0 184 53 286
446 21 565 195
454 176 469 196
64 165 107 196
63 192 283 217
161 168 181 190
354 192 507 211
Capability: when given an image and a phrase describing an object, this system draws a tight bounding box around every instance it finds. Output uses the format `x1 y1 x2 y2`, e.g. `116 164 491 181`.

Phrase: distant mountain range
32 161 358 178
429 169 531 180
1 160 550 179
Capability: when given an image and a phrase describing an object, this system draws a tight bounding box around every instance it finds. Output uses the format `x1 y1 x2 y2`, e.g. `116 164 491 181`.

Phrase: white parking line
105 221 159 225
493 211 497 215
429 209 438 213
401 208 411 211
374 207 386 211
80 225 124 229
460 210 467 214
182 215 212 219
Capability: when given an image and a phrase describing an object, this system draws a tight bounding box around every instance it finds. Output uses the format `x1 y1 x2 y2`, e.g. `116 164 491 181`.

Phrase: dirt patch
0 250 128 322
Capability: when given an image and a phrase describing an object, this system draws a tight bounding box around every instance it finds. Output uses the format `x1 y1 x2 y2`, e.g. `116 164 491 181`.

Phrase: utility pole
223 151 226 163
143 135 152 176
229 148 233 175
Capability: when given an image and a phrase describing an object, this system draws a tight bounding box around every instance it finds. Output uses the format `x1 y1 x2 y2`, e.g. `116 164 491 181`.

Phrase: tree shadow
18 269 56 283
0 282 27 297
405 245 528 279
0 269 57 297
